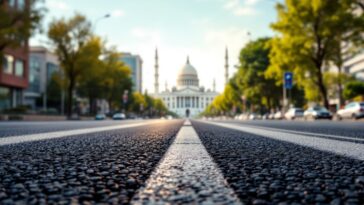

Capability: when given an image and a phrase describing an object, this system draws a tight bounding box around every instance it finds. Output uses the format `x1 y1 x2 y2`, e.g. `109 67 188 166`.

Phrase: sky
31 0 281 93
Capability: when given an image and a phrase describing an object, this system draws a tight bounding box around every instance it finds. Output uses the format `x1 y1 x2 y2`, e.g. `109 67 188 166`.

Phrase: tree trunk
88 96 93 115
316 69 329 108
337 66 344 108
67 79 75 118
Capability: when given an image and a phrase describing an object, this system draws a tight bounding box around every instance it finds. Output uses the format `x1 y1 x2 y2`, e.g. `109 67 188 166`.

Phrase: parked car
112 113 126 120
95 114 106 120
262 113 270 120
268 112 275 120
273 111 283 120
304 106 332 120
285 108 304 120
337 102 364 120
249 113 259 120
237 113 249 120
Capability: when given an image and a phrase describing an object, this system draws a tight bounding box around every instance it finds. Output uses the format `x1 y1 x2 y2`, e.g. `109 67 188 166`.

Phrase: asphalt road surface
1 119 364 204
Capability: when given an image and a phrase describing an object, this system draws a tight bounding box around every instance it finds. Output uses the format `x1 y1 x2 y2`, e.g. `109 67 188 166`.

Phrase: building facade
24 46 60 111
120 53 143 93
324 49 364 108
0 0 29 111
154 51 219 117
344 51 364 80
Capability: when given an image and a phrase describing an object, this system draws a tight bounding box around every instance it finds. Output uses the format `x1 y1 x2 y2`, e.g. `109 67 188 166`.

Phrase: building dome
177 56 199 87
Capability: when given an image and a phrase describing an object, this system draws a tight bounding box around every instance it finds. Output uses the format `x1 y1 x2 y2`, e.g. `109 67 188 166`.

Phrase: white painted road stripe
201 121 364 161
231 123 364 142
0 121 162 146
131 121 242 205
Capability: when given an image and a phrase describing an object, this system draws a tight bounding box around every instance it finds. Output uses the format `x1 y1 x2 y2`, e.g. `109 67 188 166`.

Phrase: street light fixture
94 13 111 31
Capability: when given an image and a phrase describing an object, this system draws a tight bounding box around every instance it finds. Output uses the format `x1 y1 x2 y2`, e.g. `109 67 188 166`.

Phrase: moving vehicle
112 113 126 120
337 102 364 120
304 106 332 120
95 114 106 120
285 108 304 120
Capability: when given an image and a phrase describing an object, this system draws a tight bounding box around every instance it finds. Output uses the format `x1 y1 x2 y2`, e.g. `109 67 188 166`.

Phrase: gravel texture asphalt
192 120 364 205
0 120 183 205
0 120 149 138
219 120 364 139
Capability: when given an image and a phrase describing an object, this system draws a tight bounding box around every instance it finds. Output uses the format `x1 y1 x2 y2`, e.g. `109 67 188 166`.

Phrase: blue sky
31 0 280 93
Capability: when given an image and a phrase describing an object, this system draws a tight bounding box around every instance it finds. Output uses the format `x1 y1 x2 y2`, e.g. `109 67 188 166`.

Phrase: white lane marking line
0 121 162 146
200 120 364 161
233 123 364 142
131 121 242 205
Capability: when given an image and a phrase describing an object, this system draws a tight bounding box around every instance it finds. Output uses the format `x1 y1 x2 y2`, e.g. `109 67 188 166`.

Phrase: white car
284 108 304 120
337 102 364 120
249 113 258 120
304 106 332 120
237 113 249 120
112 113 126 120
273 111 283 120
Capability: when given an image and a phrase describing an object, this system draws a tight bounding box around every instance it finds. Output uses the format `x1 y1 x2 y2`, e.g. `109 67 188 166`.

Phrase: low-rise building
24 46 61 112
0 0 29 111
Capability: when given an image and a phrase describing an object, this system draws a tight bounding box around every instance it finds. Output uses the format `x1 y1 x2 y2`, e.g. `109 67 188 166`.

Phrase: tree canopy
0 0 45 59
267 0 363 108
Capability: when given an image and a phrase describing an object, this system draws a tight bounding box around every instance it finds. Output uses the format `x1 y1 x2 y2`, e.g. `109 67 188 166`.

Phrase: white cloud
112 9 125 17
47 0 69 10
224 0 260 16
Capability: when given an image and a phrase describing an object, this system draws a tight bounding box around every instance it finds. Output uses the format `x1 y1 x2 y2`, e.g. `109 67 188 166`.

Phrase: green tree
324 72 355 102
77 36 105 115
48 14 93 117
329 1 364 107
101 49 132 112
235 38 281 112
268 0 358 108
343 81 364 100
130 92 147 114
0 0 45 59
47 72 63 112
153 98 167 116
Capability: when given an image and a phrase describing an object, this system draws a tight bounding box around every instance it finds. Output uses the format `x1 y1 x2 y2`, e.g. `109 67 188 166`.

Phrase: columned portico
153 56 219 117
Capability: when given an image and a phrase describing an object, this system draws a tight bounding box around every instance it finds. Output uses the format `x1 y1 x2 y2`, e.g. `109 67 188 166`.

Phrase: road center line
131 120 242 205
200 120 364 161
0 121 161 146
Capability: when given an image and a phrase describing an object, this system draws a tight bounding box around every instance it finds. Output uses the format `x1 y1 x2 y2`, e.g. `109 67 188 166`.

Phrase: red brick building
0 0 29 110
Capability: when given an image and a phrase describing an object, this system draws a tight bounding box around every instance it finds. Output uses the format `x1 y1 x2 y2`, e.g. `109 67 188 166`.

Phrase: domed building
153 49 228 118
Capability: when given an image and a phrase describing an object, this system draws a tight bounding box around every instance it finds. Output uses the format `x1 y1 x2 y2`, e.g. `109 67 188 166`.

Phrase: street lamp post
93 14 110 31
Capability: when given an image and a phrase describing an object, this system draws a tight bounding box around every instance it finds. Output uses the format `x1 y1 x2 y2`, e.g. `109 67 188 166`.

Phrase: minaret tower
225 47 229 85
154 48 159 94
